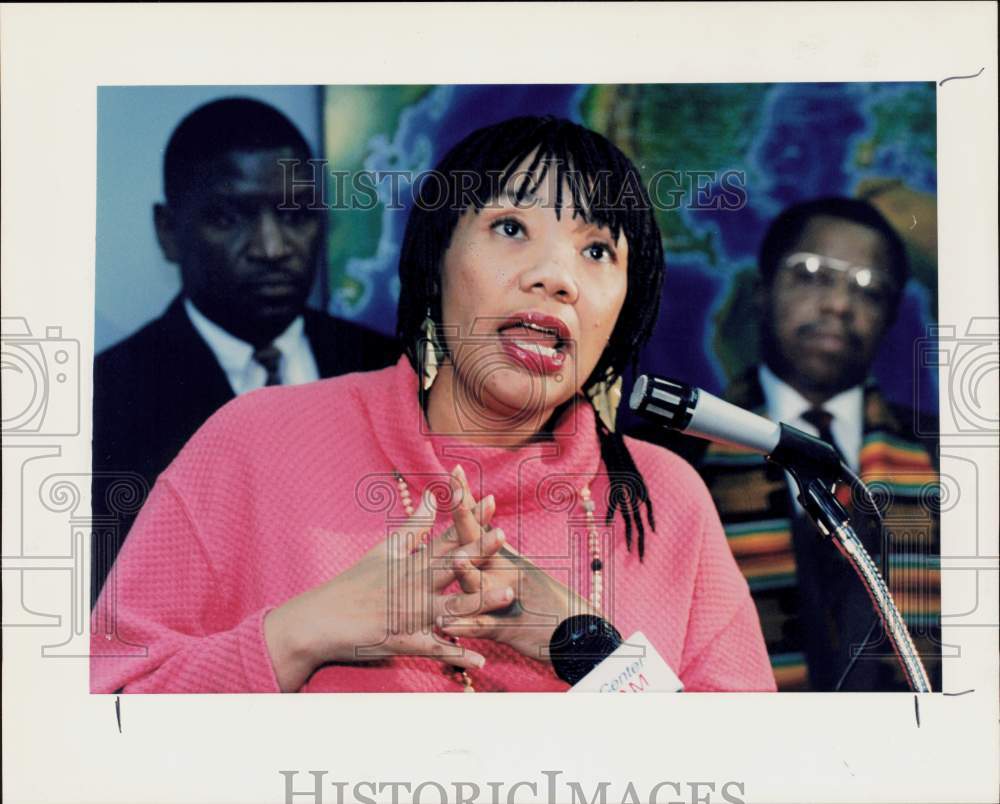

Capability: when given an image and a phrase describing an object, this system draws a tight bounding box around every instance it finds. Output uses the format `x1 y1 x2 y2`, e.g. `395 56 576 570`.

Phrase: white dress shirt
758 363 864 513
184 298 320 395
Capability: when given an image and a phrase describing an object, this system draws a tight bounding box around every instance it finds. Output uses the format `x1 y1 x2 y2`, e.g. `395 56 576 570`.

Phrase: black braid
595 414 656 561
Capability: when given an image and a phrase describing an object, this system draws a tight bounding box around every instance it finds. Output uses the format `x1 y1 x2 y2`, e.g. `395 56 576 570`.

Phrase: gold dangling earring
586 368 623 433
421 313 441 392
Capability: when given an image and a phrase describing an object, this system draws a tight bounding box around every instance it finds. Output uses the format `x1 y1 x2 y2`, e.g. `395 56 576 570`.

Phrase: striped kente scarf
700 371 940 690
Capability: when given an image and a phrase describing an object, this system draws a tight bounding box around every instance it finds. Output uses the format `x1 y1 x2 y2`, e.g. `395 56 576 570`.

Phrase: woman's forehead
482 159 625 234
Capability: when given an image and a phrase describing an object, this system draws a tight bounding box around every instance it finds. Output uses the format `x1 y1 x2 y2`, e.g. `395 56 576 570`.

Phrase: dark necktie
792 405 889 689
252 344 282 387
801 407 846 463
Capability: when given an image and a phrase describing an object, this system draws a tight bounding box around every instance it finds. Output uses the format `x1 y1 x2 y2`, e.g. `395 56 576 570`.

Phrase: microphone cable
833 461 892 692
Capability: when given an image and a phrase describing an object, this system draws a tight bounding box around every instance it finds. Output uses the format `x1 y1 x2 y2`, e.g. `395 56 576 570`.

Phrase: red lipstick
496 311 572 375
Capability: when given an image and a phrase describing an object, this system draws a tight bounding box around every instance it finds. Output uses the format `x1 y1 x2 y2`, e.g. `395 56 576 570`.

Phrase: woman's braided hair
397 116 665 558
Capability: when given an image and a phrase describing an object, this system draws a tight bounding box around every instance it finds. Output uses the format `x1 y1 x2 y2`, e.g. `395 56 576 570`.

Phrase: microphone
552 615 684 693
550 614 623 684
629 374 841 476
629 374 779 452
629 377 932 689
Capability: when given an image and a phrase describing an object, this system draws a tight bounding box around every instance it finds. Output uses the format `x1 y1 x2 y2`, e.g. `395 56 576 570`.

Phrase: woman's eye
584 242 614 262
492 218 525 239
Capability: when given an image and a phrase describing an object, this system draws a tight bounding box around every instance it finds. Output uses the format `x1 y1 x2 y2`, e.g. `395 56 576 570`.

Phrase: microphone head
628 374 699 431
628 374 648 411
550 615 623 686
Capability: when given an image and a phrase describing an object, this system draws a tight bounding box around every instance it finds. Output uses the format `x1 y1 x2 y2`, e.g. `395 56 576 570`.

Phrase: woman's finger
455 463 485 524
429 497 496 558
437 615 500 641
434 583 514 622
473 493 495 528
426 470 494 559
427 523 501 594
447 524 506 593
420 635 486 671
449 466 482 548
446 548 479 594
455 527 506 565
452 550 484 594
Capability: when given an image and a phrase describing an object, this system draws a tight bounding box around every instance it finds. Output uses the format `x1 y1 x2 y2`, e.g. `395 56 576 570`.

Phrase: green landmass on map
854 86 936 170
324 85 433 310
581 83 772 265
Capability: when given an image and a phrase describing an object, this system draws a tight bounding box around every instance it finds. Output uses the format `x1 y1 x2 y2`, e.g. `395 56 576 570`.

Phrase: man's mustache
795 322 863 350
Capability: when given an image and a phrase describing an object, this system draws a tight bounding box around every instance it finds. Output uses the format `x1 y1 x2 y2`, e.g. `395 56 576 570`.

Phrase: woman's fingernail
494 528 505 544
474 655 486 668
504 587 514 601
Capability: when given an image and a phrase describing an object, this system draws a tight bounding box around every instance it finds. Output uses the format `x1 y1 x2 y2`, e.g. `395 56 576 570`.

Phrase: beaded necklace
393 470 603 692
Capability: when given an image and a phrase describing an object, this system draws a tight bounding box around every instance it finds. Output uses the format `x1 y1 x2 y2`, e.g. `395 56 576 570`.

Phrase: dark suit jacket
91 295 400 603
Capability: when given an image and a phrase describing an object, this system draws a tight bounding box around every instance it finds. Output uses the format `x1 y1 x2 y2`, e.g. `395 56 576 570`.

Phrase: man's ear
153 203 181 264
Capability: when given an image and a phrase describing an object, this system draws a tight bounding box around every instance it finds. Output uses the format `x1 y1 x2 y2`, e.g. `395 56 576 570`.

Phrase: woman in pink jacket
91 116 775 694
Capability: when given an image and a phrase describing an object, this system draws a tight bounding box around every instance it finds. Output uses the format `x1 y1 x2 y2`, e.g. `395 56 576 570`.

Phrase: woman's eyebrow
571 217 614 237
487 185 541 208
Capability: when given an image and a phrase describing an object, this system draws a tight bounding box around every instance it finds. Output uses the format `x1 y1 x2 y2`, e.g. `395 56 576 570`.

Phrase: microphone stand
771 424 932 693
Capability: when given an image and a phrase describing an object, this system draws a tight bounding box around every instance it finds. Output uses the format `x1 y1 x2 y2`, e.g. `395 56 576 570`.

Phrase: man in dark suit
92 98 399 603
631 197 940 691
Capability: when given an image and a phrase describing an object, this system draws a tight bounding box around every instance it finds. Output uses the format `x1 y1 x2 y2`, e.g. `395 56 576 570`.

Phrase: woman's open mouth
496 312 571 375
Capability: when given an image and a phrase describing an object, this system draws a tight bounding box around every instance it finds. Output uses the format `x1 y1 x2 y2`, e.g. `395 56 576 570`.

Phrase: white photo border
2 3 997 803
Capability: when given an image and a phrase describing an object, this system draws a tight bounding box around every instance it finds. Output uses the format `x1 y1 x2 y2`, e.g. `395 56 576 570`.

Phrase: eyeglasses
777 251 899 309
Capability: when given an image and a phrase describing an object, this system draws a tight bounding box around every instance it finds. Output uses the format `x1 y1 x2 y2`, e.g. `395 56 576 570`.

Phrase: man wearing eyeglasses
698 197 940 691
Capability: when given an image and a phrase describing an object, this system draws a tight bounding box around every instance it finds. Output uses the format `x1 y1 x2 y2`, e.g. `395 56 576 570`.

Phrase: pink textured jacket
91 358 776 693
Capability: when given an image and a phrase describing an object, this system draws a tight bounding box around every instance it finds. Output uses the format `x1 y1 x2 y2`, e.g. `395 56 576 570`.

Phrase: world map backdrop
321 83 938 418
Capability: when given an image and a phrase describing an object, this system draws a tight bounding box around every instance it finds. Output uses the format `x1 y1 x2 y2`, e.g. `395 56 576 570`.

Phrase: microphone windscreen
549 614 624 685
628 375 699 431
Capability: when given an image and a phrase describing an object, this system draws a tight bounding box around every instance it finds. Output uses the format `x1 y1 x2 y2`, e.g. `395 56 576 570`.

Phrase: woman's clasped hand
264 464 594 691
440 467 599 666
262 465 569 691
